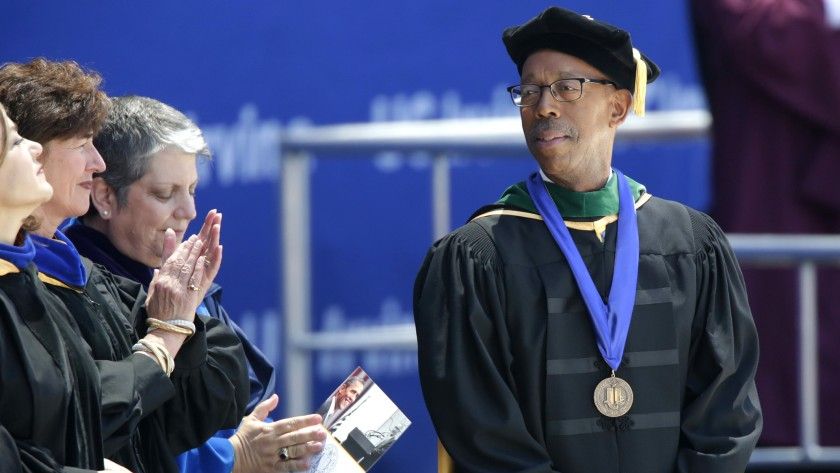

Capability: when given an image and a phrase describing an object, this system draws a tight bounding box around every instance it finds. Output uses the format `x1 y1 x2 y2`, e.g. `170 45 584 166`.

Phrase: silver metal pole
432 152 450 240
282 150 312 416
799 262 819 458
293 324 417 351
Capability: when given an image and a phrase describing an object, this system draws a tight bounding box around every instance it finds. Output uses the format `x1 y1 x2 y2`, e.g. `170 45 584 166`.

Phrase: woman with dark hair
0 59 250 473
0 103 131 473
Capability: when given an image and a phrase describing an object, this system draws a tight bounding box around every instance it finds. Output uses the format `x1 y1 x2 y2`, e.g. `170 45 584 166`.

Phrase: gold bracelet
142 339 174 376
146 318 195 339
132 339 174 376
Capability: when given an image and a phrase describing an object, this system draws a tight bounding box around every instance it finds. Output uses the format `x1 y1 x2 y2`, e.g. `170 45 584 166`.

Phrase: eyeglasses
507 78 617 107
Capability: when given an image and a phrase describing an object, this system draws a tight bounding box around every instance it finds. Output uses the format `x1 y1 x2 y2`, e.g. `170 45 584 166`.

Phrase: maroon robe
691 0 840 446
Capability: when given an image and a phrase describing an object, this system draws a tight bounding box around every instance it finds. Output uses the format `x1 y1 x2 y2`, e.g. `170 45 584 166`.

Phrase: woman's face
106 148 198 268
40 134 106 221
0 115 52 213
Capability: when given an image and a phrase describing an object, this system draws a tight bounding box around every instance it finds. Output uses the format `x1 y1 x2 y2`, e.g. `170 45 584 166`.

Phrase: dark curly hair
0 58 111 145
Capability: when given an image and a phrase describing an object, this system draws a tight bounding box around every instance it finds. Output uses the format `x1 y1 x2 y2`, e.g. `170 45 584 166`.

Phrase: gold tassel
438 440 454 473
632 48 647 116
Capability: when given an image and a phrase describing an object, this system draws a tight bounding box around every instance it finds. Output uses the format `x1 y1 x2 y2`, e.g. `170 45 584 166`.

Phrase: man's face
518 49 630 190
336 381 363 410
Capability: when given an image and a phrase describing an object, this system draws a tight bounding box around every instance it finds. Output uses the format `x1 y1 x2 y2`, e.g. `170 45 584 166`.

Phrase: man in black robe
413 6 762 473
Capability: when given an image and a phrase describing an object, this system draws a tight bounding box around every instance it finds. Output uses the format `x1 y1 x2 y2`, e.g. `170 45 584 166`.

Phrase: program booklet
304 367 411 472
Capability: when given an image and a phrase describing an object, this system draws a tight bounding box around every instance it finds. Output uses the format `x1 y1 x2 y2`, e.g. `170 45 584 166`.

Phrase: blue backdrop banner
3 2 707 471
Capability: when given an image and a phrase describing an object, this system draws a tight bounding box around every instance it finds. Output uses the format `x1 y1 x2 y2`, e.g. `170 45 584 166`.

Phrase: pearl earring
102 210 110 217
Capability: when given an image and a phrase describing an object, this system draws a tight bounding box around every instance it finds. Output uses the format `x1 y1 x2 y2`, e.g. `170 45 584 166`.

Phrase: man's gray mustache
529 119 578 140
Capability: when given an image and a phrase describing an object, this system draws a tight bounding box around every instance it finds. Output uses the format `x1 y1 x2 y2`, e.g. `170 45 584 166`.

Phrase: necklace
526 169 639 417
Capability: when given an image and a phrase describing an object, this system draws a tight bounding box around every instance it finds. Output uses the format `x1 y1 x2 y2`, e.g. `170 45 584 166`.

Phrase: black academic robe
0 264 103 473
414 195 762 473
63 222 277 413
41 260 250 473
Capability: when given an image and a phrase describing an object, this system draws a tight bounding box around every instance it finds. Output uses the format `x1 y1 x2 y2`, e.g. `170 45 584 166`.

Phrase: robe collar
62 220 155 289
31 230 88 289
0 234 37 275
496 170 646 217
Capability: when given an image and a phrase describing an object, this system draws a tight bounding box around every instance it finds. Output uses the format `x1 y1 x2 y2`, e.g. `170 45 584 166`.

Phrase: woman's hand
230 394 327 473
194 209 223 301
153 209 223 310
141 231 207 360
145 231 206 323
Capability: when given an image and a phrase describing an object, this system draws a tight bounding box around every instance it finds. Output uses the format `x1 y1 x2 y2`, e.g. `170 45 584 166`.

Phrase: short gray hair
91 95 211 211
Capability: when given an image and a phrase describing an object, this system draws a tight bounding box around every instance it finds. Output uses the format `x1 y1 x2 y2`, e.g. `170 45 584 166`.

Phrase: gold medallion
593 371 633 418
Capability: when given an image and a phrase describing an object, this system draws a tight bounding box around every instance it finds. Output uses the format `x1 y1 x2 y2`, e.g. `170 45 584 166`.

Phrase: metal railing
727 235 840 467
278 110 840 467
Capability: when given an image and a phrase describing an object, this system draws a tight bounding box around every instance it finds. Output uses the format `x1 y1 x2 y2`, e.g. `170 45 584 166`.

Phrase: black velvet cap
502 6 660 91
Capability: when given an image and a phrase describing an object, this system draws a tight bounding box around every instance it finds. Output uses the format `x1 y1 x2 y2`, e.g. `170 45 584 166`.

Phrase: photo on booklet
305 367 411 472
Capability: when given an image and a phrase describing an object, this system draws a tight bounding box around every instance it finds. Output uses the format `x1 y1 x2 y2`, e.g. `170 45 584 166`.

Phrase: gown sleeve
147 313 250 455
86 266 249 458
0 424 99 473
96 355 174 455
174 287 278 472
202 289 277 413
86 270 176 455
677 210 763 472
414 224 560 473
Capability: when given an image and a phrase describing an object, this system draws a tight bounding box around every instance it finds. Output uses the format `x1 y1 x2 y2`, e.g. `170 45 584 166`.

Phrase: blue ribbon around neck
526 169 639 371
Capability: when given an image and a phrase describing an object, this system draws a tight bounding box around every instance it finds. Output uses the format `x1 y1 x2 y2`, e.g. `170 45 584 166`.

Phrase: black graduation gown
40 259 250 473
0 264 104 473
414 196 762 473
